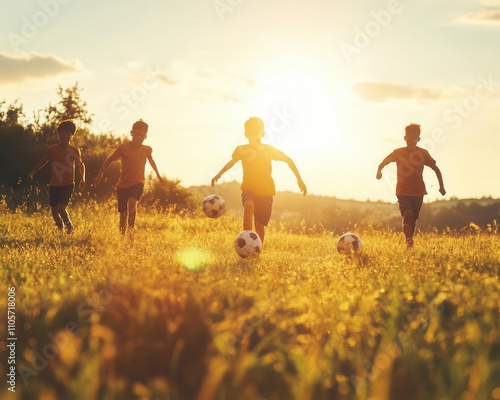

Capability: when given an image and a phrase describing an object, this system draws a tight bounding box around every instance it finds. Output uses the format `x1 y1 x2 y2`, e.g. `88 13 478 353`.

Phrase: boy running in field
376 123 446 249
211 117 307 243
92 119 164 234
29 119 86 233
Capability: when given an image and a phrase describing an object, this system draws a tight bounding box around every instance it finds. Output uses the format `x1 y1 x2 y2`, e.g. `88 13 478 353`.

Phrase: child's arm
376 159 391 180
75 149 86 190
78 161 86 190
211 159 238 187
429 164 446 195
28 153 49 180
281 155 307 196
92 150 120 187
147 153 165 185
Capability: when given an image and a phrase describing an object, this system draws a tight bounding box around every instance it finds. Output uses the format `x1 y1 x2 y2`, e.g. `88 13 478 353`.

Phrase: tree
34 82 93 136
141 175 198 213
0 99 27 127
0 100 42 210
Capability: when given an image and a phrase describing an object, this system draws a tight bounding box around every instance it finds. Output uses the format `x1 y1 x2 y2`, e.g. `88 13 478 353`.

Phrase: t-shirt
383 146 437 196
232 144 286 196
114 142 152 188
47 144 82 186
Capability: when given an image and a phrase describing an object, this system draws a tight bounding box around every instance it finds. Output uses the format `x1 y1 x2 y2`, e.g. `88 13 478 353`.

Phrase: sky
1 0 500 203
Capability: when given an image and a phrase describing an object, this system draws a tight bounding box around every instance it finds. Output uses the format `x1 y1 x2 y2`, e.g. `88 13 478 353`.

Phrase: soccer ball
337 232 363 255
235 230 262 259
202 195 225 218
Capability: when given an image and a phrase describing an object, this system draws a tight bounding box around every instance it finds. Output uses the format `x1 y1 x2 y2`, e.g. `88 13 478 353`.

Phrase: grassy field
0 203 499 400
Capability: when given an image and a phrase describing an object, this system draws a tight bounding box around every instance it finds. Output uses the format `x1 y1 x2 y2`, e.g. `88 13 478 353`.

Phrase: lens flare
175 247 212 271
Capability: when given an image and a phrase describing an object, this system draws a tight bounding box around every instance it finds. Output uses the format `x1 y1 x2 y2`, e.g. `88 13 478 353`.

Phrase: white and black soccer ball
235 230 262 259
202 195 226 218
337 232 363 255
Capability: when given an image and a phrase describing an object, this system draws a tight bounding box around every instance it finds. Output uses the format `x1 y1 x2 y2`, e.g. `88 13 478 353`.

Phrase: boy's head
404 123 420 144
57 120 77 136
131 119 148 139
244 117 265 139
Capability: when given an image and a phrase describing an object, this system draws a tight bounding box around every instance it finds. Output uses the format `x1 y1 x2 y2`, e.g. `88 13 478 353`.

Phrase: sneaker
406 238 414 249
55 220 64 231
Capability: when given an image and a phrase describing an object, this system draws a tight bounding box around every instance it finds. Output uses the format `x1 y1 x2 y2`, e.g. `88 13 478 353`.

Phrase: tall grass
0 203 499 400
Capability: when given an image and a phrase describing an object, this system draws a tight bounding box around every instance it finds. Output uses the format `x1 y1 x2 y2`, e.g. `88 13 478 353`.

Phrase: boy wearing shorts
376 123 446 248
93 119 164 234
29 119 86 233
211 117 307 244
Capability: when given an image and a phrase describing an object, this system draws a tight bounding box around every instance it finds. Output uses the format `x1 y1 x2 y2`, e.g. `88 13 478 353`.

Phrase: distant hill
190 182 500 233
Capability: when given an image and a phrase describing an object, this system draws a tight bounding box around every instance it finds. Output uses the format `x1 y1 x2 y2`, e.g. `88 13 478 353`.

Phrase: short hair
57 120 76 135
244 117 264 133
132 119 149 133
405 123 421 137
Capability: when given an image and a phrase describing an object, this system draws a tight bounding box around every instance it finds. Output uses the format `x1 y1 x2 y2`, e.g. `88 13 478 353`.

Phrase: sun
247 54 344 157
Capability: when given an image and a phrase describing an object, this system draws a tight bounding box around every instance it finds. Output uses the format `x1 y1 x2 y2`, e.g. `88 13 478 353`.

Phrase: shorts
397 195 424 220
241 191 273 226
49 185 74 207
117 184 144 213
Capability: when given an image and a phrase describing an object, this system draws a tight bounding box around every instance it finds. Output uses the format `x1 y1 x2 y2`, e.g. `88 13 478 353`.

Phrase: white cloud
0 52 80 84
455 0 500 25
352 82 449 102
462 10 500 23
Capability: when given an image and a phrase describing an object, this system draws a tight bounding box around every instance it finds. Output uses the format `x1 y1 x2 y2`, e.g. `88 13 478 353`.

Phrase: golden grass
0 204 499 400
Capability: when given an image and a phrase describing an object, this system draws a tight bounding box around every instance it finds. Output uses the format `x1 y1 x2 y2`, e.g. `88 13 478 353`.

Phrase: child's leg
117 189 128 234
57 204 70 225
119 212 127 234
252 194 271 244
402 209 414 247
61 205 74 233
255 221 265 243
402 208 414 238
49 186 68 230
243 200 254 231
413 217 419 236
54 203 74 233
127 198 138 229
51 206 63 230
412 197 423 239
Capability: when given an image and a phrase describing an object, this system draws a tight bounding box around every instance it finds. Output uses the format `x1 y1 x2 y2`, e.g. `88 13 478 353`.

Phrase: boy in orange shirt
29 120 86 233
93 119 164 234
211 117 307 243
376 123 446 248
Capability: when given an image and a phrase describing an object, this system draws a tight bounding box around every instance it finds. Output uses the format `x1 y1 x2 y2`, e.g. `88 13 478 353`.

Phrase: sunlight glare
250 55 343 157
175 247 212 271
